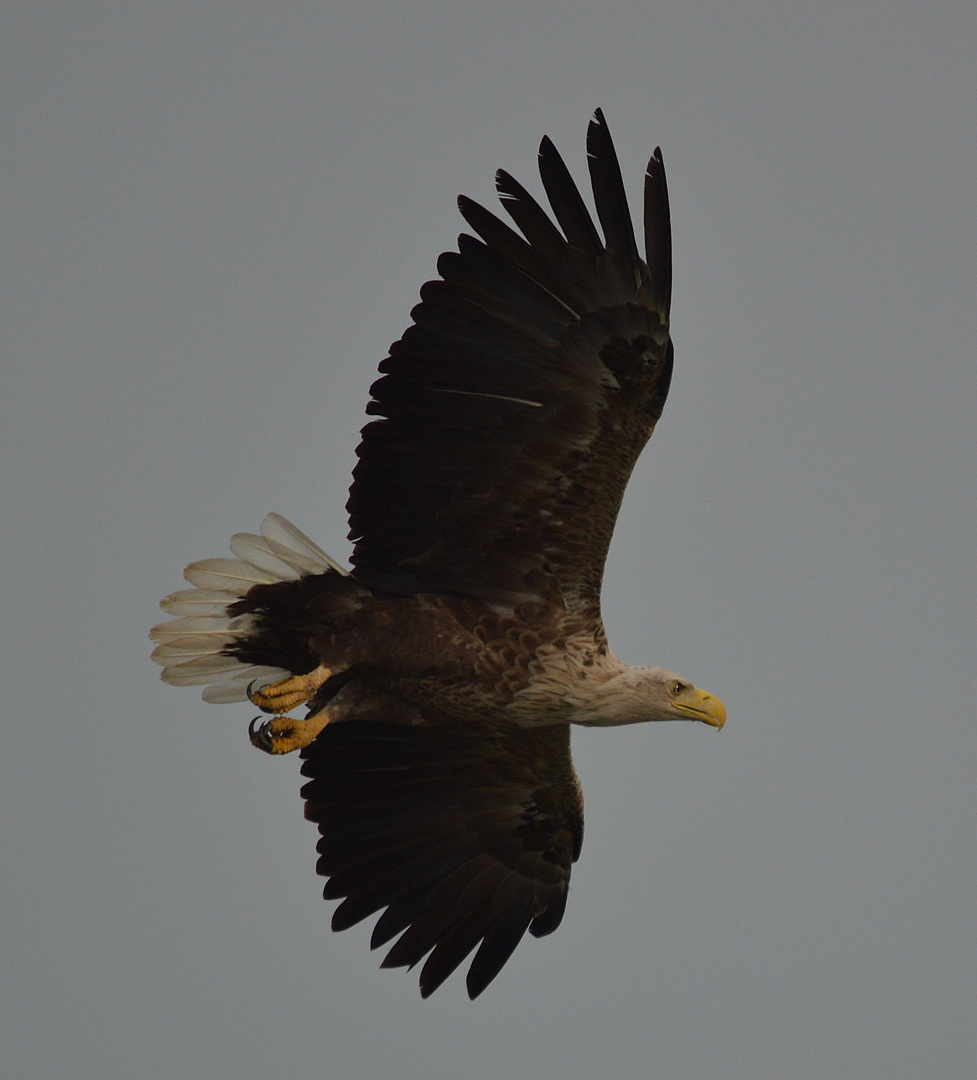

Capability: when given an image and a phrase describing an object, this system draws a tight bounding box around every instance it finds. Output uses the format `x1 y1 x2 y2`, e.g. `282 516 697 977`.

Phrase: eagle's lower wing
346 110 672 612
300 685 583 999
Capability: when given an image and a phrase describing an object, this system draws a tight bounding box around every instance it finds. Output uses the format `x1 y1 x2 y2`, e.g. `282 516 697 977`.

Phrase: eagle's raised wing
300 685 583 999
347 110 672 614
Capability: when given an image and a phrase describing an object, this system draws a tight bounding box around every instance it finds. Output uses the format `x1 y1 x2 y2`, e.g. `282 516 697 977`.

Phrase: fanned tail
150 514 347 703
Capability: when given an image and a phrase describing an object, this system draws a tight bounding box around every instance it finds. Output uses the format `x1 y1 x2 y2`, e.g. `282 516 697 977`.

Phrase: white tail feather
260 513 346 575
160 654 249 680
151 514 342 703
149 614 254 644
183 558 277 593
228 533 305 582
159 589 244 617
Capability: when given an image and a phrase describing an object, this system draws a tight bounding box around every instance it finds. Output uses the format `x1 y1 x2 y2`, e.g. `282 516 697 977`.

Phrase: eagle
151 109 725 999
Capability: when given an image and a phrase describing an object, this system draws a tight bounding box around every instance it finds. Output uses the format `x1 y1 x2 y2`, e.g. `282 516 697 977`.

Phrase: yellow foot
248 664 334 714
249 706 333 755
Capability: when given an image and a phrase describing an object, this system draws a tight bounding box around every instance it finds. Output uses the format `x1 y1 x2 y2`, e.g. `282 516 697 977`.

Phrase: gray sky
3 2 975 1077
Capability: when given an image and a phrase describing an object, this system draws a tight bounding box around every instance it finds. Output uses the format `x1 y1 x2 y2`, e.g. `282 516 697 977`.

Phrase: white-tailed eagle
151 110 724 999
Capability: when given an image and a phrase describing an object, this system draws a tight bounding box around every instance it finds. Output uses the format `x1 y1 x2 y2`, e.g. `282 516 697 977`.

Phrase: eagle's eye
670 680 685 697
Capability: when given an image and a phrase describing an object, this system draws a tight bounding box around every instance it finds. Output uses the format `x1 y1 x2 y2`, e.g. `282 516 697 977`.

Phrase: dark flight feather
301 697 583 998
347 111 673 609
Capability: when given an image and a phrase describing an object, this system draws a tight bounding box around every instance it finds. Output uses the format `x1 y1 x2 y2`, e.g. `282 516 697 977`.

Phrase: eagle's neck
567 664 676 727
510 649 676 728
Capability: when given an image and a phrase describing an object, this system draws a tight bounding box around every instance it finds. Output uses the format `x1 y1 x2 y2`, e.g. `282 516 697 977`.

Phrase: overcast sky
3 3 976 1078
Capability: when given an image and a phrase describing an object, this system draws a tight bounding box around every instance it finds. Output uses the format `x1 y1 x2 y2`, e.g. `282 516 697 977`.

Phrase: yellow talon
248 663 333 714
249 706 334 755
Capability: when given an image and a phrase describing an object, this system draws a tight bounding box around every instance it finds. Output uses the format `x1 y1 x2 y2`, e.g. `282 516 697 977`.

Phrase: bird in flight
151 109 725 999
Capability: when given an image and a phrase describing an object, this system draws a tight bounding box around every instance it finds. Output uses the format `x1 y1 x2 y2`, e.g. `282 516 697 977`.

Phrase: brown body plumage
151 110 724 999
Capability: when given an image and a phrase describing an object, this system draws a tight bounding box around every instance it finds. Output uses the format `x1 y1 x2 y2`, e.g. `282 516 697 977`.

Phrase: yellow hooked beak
674 686 726 730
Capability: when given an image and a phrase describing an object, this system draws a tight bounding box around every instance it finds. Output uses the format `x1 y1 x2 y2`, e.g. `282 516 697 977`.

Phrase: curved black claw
246 679 276 713
248 715 275 753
